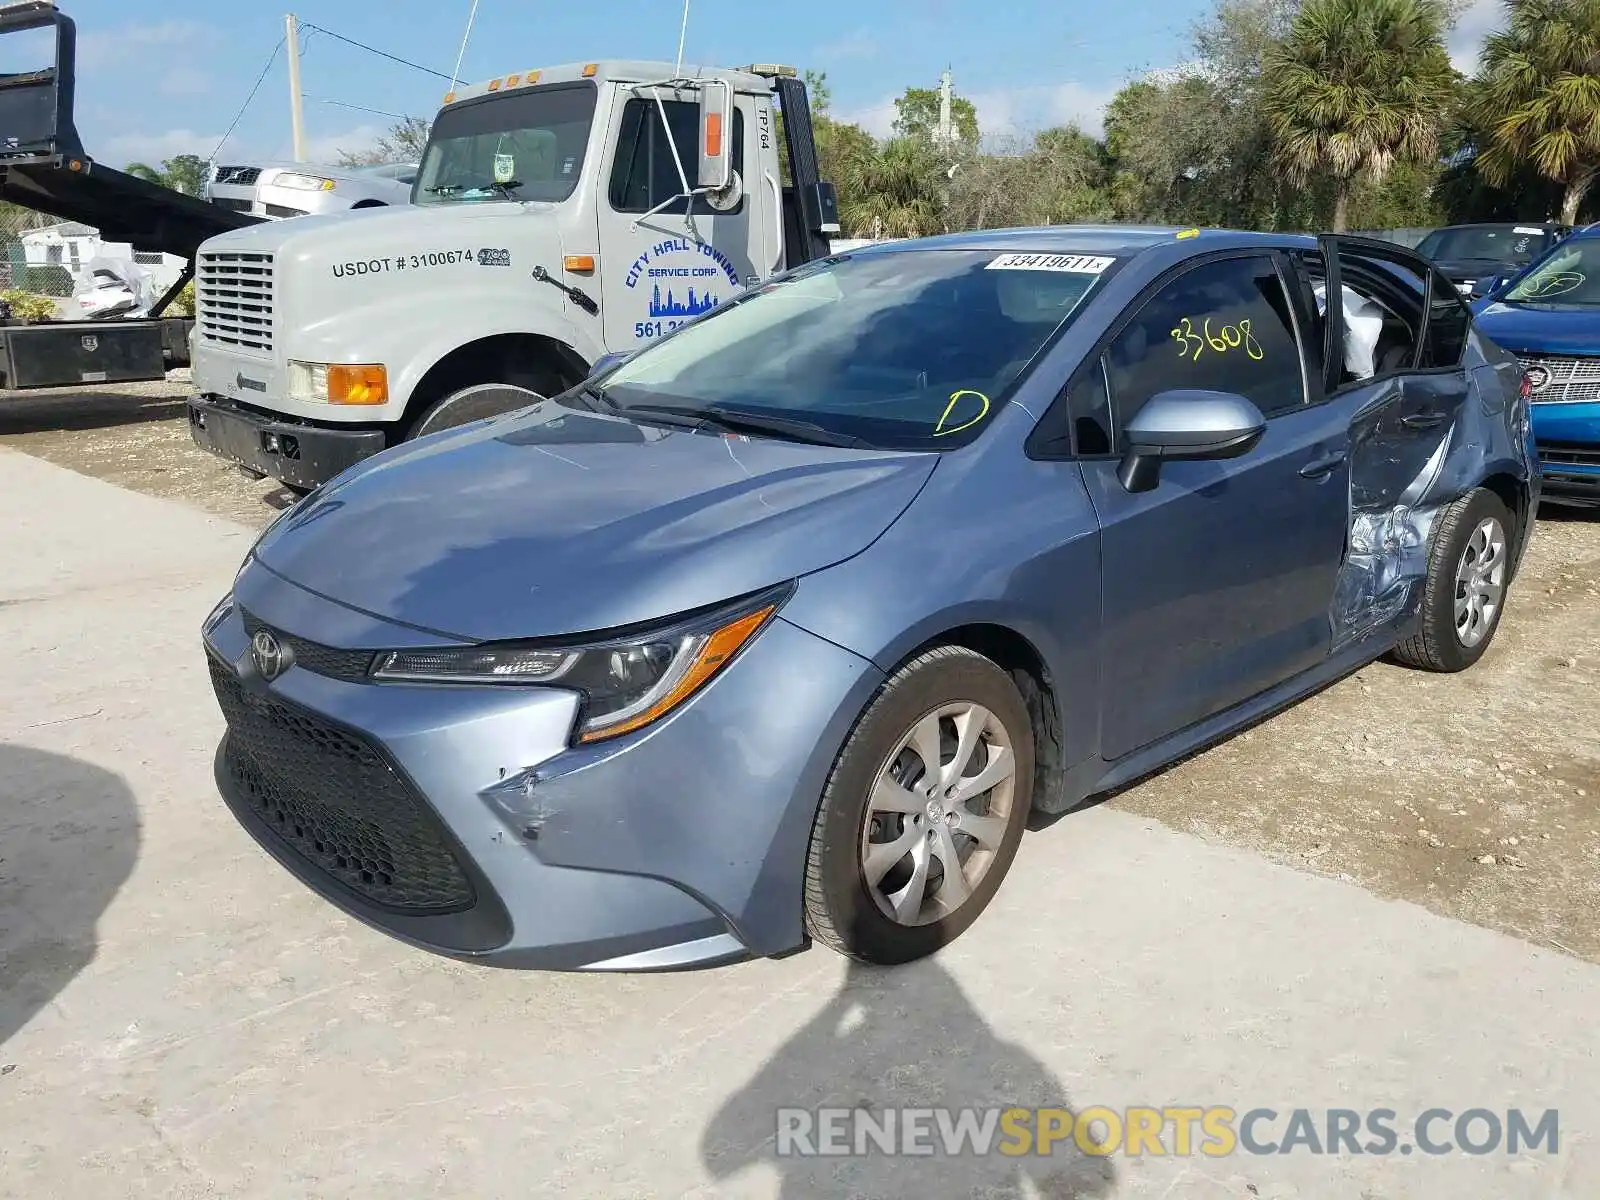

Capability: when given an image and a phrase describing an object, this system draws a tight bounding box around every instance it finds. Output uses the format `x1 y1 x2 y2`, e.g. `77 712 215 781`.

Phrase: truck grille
197 250 274 355
208 655 477 915
1516 354 1600 406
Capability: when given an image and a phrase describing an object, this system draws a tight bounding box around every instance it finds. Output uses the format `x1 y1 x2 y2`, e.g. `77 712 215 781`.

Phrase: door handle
764 171 784 275
1401 411 1446 430
1299 451 1347 479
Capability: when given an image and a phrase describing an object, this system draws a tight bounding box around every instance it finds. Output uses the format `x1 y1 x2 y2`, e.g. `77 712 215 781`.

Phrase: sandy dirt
4 375 1598 961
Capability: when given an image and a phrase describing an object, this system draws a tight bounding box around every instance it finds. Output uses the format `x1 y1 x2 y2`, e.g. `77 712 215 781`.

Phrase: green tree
1468 0 1600 224
1262 0 1458 231
893 85 979 145
336 116 432 167
124 153 208 194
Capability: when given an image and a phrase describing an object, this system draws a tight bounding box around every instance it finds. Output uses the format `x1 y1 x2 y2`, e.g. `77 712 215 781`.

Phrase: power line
305 95 411 122
297 23 454 82
209 37 285 163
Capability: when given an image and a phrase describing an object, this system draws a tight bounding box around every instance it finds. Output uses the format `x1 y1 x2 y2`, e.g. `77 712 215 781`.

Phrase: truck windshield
1501 239 1600 308
415 82 597 205
590 248 1116 451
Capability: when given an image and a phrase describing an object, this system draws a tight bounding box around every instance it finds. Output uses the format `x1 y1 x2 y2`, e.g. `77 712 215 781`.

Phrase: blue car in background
202 228 1538 971
1472 225 1600 506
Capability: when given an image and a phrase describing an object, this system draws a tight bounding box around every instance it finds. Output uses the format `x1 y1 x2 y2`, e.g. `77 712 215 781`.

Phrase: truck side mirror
697 80 733 191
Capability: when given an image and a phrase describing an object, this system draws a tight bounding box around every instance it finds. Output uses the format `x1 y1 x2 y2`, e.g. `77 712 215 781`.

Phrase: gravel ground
4 375 1598 961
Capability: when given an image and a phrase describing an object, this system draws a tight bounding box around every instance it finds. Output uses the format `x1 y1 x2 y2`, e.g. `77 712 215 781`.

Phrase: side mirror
697 80 733 191
1118 389 1267 493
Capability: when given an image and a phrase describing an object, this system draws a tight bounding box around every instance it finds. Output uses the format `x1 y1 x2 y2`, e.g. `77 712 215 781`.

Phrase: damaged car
201 227 1540 971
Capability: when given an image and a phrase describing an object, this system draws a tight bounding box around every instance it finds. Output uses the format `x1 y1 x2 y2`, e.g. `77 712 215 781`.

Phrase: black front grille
239 609 375 682
214 166 261 186
1538 440 1600 467
264 204 308 219
209 656 476 914
210 196 254 213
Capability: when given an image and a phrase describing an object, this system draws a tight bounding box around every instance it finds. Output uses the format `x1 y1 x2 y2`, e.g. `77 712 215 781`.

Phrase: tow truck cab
187 61 839 491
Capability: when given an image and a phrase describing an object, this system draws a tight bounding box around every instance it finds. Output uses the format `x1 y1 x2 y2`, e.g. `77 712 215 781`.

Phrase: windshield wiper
426 179 523 200
619 403 870 449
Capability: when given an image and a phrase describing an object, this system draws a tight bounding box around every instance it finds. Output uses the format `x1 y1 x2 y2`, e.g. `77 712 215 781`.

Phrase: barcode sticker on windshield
986 253 1114 274
1514 226 1544 235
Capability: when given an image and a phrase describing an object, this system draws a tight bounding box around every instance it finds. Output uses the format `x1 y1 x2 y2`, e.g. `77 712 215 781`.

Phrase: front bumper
202 563 884 970
1532 401 1600 505
189 394 386 491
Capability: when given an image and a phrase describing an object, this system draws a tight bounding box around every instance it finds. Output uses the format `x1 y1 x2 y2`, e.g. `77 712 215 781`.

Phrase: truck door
598 86 767 352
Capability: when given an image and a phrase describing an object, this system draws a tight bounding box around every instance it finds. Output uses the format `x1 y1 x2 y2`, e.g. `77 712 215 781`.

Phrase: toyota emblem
1524 365 1552 395
250 629 286 681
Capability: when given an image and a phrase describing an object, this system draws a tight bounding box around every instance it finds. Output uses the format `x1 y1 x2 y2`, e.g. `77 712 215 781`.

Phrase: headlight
371 584 791 743
276 173 336 191
287 360 387 405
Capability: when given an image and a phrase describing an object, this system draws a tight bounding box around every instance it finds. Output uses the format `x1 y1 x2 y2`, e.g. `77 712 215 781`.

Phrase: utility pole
285 13 307 162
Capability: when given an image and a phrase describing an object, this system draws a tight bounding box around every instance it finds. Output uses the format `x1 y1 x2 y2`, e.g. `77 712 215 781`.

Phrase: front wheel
803 645 1034 965
1391 487 1516 672
408 382 547 440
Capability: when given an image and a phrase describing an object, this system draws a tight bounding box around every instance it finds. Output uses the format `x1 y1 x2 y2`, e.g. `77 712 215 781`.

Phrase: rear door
1312 237 1475 644
1074 251 1352 760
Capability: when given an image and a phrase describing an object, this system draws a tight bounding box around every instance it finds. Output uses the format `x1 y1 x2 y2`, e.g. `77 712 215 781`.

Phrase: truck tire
407 381 549 440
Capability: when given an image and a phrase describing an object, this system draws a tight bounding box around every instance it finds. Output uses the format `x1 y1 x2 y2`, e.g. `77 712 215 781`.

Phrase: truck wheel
408 382 547 440
802 645 1034 965
1390 487 1515 673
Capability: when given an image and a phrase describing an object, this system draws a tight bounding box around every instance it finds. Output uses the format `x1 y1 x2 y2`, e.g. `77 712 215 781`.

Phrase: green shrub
1 289 59 321
164 278 196 316
19 264 74 296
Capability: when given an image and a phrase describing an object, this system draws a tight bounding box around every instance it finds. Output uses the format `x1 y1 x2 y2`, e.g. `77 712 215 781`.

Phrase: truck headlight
370 585 792 743
288 360 388 405
276 173 336 191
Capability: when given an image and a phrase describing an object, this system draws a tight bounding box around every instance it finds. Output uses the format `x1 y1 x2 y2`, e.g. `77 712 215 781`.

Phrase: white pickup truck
186 59 840 490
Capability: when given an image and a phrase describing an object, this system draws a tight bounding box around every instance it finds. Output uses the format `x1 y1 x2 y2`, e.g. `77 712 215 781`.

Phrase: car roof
856 225 1318 260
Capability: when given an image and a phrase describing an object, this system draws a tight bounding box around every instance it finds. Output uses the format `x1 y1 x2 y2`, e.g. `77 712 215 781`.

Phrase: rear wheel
803 646 1034 965
1391 487 1515 672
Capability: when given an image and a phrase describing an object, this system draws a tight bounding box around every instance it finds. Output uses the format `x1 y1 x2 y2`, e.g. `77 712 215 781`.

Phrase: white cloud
1447 0 1500 72
302 126 386 163
816 28 878 61
102 128 226 165
78 21 218 71
841 80 1120 143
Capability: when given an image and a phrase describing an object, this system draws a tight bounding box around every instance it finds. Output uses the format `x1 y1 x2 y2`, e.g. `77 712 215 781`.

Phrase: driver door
597 86 766 351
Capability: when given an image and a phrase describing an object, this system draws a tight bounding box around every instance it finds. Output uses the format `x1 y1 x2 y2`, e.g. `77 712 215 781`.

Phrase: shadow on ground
0 392 186 435
701 959 1118 1198
0 744 140 1048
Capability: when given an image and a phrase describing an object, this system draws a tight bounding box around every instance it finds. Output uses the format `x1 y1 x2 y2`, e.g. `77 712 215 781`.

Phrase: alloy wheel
1454 515 1507 649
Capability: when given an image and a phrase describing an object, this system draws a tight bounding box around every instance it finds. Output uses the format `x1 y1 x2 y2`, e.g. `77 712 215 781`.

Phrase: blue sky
31 0 1500 168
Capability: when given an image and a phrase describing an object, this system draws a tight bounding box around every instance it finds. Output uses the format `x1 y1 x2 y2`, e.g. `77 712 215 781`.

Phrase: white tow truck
186 59 840 490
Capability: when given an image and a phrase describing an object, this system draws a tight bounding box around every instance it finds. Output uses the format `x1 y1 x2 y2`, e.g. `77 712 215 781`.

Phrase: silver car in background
205 161 417 220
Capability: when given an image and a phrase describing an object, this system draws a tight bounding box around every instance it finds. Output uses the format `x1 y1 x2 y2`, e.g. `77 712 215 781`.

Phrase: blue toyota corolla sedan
1469 224 1600 506
202 227 1539 970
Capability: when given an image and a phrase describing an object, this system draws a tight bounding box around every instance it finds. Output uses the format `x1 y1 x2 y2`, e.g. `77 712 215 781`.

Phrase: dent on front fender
1328 363 1533 651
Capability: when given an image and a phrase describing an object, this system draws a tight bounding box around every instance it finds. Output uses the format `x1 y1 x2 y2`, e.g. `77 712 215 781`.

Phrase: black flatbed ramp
0 1 263 391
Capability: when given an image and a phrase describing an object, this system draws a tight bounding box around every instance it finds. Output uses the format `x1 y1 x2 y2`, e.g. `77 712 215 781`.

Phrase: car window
1297 250 1425 387
1422 266 1471 368
1067 360 1114 456
1417 226 1553 267
609 98 745 215
1104 256 1306 436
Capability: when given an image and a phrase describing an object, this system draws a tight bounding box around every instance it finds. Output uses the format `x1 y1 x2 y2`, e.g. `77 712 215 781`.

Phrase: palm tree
1469 0 1600 225
1262 0 1457 231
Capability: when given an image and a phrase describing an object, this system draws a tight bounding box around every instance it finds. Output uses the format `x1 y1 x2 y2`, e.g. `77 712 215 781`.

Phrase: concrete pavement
2 445 1597 1198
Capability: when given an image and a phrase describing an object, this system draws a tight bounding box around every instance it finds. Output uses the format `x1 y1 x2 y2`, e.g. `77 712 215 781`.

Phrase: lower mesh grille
209 655 476 914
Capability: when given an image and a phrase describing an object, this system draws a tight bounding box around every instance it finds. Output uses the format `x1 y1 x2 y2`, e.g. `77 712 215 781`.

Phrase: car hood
251 402 938 642
1434 257 1517 279
1471 302 1600 356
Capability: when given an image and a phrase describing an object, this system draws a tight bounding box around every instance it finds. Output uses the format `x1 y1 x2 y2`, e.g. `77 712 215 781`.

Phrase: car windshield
1417 226 1553 266
590 248 1116 451
414 82 596 205
1501 239 1600 307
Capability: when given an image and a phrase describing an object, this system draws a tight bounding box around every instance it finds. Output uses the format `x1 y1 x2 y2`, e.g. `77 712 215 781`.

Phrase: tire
803 645 1035 965
407 381 548 440
1391 487 1515 672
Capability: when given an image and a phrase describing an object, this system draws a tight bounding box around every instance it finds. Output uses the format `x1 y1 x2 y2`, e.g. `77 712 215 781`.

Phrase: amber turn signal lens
327 364 388 405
